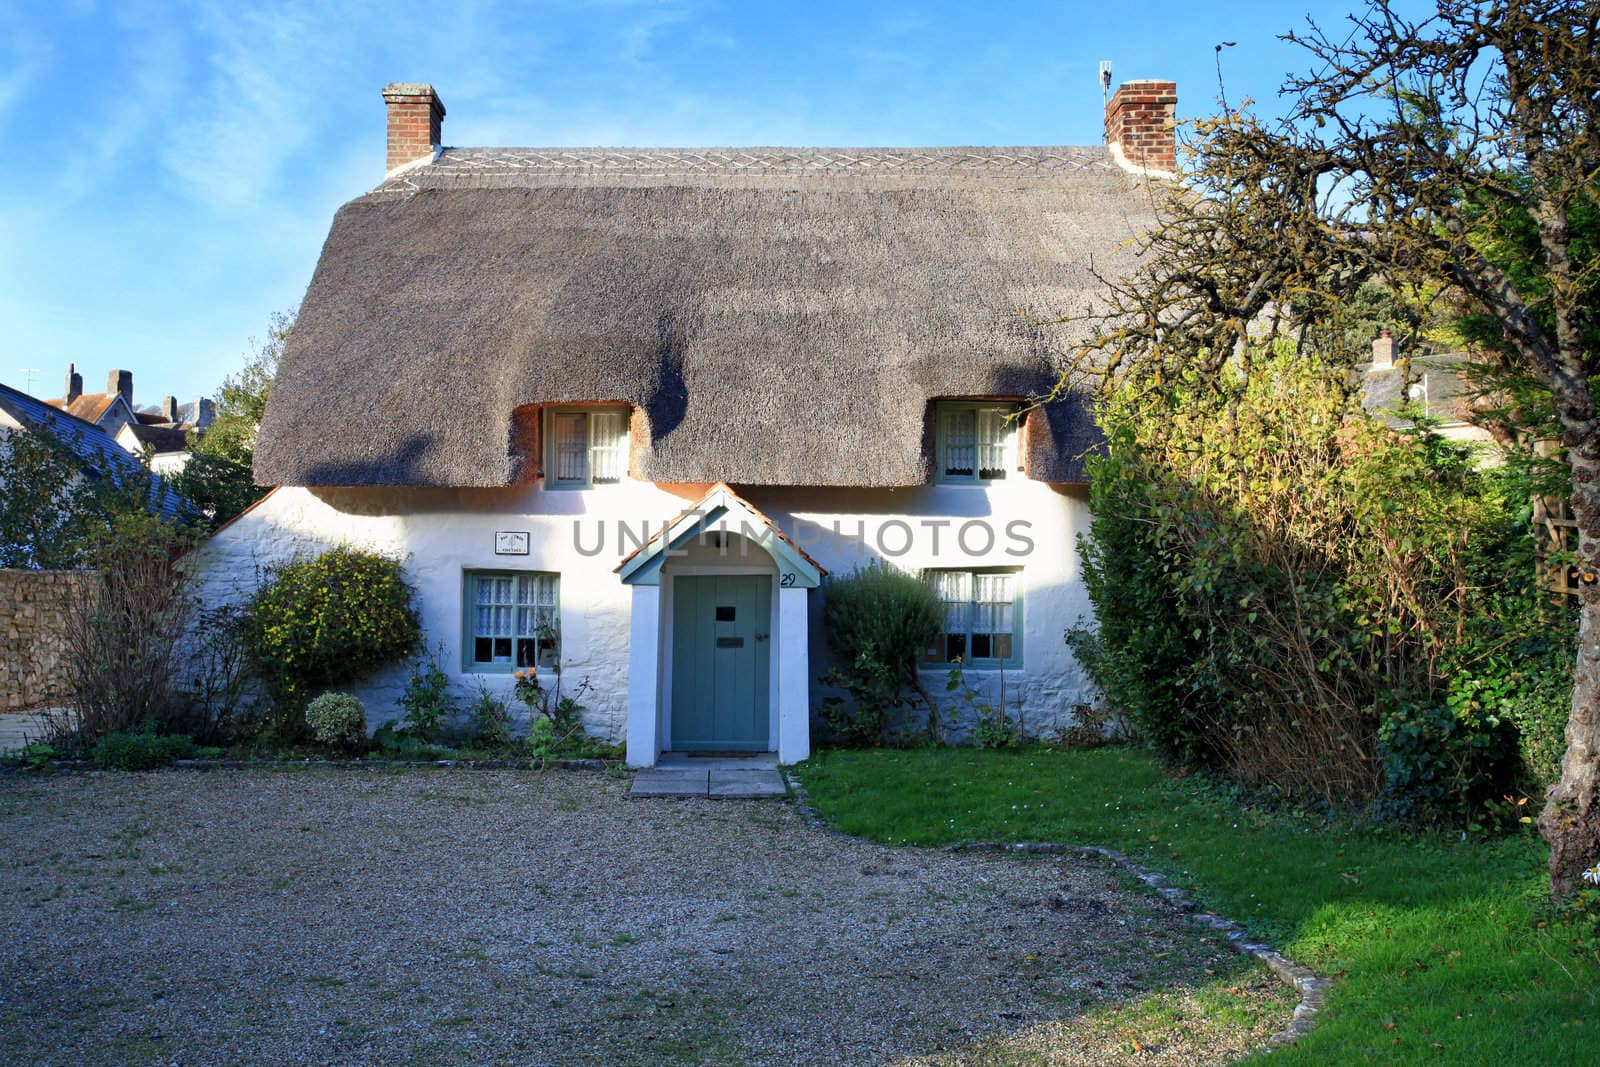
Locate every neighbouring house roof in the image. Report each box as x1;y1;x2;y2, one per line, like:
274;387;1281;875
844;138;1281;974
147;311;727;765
1362;352;1483;428
256;145;1161;488
120;423;191;455
0;383;190;523
44;391;129;428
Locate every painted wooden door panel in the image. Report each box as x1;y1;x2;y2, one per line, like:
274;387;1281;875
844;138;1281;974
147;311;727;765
671;575;770;750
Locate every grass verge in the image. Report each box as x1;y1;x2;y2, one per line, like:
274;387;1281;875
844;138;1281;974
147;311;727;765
793;746;1598;1064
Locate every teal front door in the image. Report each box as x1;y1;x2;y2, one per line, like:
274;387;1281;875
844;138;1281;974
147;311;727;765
670;575;771;751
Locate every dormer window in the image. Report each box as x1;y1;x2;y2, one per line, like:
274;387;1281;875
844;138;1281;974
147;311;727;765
547;406;629;489
936;402;1019;484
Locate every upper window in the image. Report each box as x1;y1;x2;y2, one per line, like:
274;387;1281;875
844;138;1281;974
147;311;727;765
936;402;1019;484
922;568;1022;668
546;406;628;489
465;571;559;671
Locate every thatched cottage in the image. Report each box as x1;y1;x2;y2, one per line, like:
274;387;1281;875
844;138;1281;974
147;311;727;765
184;80;1175;765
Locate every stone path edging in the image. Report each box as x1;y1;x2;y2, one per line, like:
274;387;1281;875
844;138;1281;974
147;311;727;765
784;770;1328;1049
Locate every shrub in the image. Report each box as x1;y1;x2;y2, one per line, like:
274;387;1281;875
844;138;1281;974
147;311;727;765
305;692;368;752
514;672;600;760
58;510;197;745
1074;348;1531;814
395;648;453;741
180;605;265;743
818;650;895;747
1377;696;1520;824
1445;599;1576;791
92;726;198;770
459;686;516;750
822;561;945;741
244;546;420;736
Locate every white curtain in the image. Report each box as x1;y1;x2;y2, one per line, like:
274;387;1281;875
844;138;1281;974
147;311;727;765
929;570;971;633
588;410;626;483
943;408;976;475
972;573;1012;635
554;412;588;482
976;409;1011;476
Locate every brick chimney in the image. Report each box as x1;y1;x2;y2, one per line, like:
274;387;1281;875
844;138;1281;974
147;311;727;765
107;369;133;405
1372;329;1396;370
65;363;82;404
1105;79;1177;174
382;83;445;173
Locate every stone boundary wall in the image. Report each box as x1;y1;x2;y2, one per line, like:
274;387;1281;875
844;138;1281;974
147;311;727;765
0;569;96;712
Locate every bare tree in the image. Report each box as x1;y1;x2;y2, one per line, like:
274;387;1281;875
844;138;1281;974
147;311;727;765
1070;0;1598;896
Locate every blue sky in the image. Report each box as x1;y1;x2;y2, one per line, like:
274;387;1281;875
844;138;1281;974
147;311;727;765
0;0;1392;407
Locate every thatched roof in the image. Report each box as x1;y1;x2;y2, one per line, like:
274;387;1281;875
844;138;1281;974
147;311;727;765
257;145;1162;487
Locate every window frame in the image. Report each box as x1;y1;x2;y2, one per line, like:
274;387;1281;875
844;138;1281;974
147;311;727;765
934;401;1021;485
461;569;561;674
920;566;1024;670
543;405;630;490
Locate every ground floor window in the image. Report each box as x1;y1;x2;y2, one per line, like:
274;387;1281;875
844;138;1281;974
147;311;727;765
922;568;1021;668
465;571;559;670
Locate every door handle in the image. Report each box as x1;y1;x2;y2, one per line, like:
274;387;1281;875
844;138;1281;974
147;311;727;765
755;632;769;642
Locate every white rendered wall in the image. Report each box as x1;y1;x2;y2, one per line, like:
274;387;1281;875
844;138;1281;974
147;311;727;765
182;475;1097;745
743;481;1098;741
180;479;700;740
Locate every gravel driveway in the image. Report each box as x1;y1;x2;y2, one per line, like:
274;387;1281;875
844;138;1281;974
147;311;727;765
0;767;1290;1065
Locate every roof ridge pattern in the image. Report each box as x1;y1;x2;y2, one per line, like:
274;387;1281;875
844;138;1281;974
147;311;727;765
377;145;1115;191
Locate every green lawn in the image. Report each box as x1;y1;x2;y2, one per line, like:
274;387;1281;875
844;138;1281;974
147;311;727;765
794;746;1598;1064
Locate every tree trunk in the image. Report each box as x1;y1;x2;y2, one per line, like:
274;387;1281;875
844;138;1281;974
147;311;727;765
1539;438;1600;899
910;673;946;745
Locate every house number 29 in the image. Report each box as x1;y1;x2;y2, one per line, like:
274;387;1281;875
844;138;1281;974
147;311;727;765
779;573;797;587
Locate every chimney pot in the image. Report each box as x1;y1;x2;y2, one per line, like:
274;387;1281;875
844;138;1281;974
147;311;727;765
1105;79;1177;175
382;82;445;175
1372;330;1397;370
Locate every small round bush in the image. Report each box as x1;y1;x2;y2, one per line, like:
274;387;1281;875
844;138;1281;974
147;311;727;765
305;692;369;752
244;546;421;724
92;729;198;770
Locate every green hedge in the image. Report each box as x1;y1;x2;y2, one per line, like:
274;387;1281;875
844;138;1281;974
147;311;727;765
1072;349;1569;819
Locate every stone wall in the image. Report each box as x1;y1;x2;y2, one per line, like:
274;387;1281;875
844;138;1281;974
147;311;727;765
0;569;95;712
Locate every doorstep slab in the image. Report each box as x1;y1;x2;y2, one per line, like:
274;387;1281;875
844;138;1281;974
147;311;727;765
708;769;787;798
630;769;710;797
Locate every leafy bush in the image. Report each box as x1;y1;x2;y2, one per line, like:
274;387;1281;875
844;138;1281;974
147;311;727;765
459;686;516;750
514;672;604;761
244;546;420;735
368;721;448;760
822;562;945;741
1377;696;1520;823
304;692;368;752
1445;600;1576;791
395;648;453;742
0;742;57;770
92;726;198;770
1074;348;1535;815
818;650;896;747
